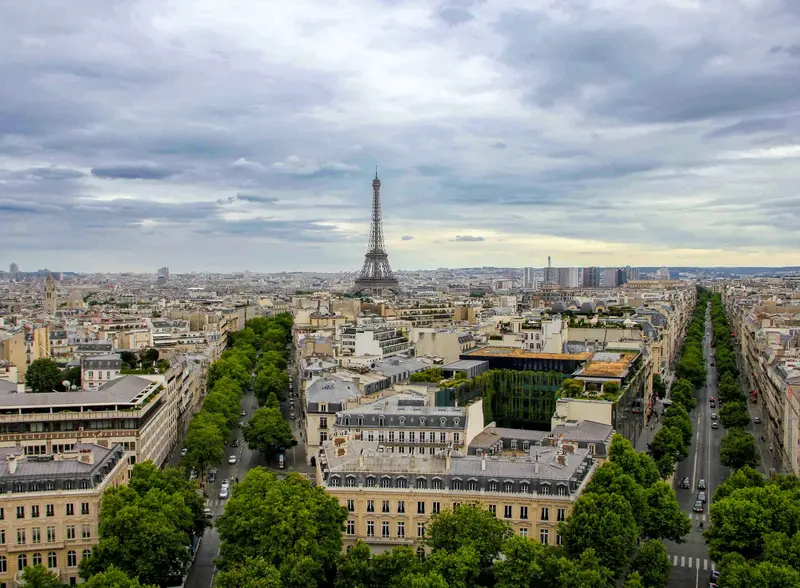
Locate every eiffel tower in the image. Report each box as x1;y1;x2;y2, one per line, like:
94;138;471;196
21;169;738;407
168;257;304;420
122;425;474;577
353;169;399;295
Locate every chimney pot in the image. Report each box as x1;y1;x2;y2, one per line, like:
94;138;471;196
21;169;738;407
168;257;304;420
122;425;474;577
534;462;539;474
481;457;486;471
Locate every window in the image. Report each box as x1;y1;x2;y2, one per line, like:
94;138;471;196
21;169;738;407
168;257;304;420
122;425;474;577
519;528;528;538
520;506;528;520
47;527;55;543
488;481;498;492
382;521;390;537
18;554;27;570
31;505;40;518
366;521;374;537
82;550;91;561
488;504;497;516
556;533;563;546
66;504;74;516
452;479;462;490
16;506;24;519
16;529;25;545
541;508;549;521
557;508;566;522
504;482;513;493
504;505;512;519
367;432;374;442
388;431;395;442
417;523;425;538
66;525;75;540
67;550;77;567
397;501;405;514
319;416;327;429
345;476;355;488
382;501;390;513
0;556;5;573
419;431;426;442
0;508;4;520
431;478;442;490
32;527;41;543
432;502;441;514
0;529;4;544
440;417;446;426
46;504;54;517
366;477;376;488
511;439;518;450
453;432;460;443
399;431;405;442
81;525;91;539
346;520;355;535
81;503;89;515
453;502;461;510
440;432;446;443
523;441;530;451
541;484;550;495
588;443;595;455
467;480;478;491
367;500;375;513
347;500;355;513
47;552;57;568
557;485;568;497
453;418;460;426
520;483;529;493
417;501;425;514
397;478;407;489
416;547;426;562
319;432;328;445
540;529;549;545
397;522;405;538
33;552;42;566
381;477;391;488
416;478;426;489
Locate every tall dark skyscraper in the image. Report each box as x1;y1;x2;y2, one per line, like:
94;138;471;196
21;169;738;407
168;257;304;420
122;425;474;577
353;170;399;295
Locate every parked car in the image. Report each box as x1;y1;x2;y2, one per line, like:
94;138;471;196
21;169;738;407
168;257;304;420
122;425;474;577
290;412;296;420
711;413;718;420
207;471;216;483
228;455;237;464
693;500;704;513
240;410;246;417
219;487;229;499
711;421;719;429
698;479;706;490
181;448;188;457
710;397;716;403
698;491;707;503
754;416;761;424
679;477;690;489
221;478;229;488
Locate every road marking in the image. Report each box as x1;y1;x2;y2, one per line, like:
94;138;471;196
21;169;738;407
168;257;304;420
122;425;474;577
703;559;708;570
673;556;678;566
681;556;685;567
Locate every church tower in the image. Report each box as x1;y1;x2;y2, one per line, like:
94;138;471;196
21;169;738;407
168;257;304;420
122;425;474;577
43;273;58;315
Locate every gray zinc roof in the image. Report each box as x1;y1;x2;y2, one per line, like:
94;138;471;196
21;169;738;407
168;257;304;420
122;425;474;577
0;443;124;482
0;375;156;409
306;377;362;404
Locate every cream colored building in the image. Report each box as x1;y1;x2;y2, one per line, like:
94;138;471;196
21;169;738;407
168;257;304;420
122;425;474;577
414;330;476;364
0;333;26;383
318;436;597;553
43;275;58;316
0;442;128;586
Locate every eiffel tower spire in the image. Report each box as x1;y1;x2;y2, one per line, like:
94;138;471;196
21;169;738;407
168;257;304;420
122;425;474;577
353;169;399;295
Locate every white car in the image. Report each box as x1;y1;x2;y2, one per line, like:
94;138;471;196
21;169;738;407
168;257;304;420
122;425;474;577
228;455;237;464
181;448;188;457
219;487;229;499
221;478;229;488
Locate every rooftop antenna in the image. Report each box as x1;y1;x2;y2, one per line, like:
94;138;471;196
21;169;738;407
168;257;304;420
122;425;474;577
375;165;378;180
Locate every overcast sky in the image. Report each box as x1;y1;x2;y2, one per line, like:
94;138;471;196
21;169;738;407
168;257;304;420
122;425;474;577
2;0;799;273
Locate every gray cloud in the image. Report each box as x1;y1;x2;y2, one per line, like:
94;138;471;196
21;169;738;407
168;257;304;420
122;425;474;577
401;235;413;241
453;235;485;242
91;165;183;180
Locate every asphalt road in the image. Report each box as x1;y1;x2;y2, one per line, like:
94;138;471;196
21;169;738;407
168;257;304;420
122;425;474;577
167;364;312;588
666;306;722;588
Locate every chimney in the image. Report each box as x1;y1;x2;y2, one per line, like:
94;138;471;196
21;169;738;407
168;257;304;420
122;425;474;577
78;449;94;465
7;454;18;475
358;448;364;469
534;462;539;475
481;457;486;471
16;383;25;394
352;376;361;390
445;450;451;471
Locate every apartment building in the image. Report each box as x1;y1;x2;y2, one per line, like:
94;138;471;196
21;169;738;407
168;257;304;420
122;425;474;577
340;323;410;359
0;376;173;468
81;354;122;391
0;333;25;383
0;442;128;586
318;436;597;553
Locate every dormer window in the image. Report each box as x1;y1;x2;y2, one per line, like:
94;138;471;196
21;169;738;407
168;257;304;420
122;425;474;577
453;418;460;426
419;417;426;426
320;404;327;412
399;417;406;425
440;417;446;426
358;417;364;427
488;480;498;492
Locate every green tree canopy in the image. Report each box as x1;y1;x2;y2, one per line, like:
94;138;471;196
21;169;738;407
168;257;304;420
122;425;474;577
216;469;347;588
21;564;62;588
720;428;761;470
214;557;283;588
720;402;751;429
26;357;62;392
630;539;671;588
83;565;158;588
242;407;293;456
254;364;289;404
641;481;692;543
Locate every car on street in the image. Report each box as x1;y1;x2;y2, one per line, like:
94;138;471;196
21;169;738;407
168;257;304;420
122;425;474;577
207;471;216;483
221;478;229;488
219;487;229;499
228;455;237;464
290;412;295;420
238;420;245;427
711;421;719;429
711;413;718;420
698;491;707;503
698;479;706;490
710;397;716;403
680;477;690;489
693;500;704;513
181;448;188;457
203;507;213;517
754;416;761;424
711;361;715;366
232;439;240;448
241;410;246;417
189;469;198;480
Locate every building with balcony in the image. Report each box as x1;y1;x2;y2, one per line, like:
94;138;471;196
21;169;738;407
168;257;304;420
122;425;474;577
81;355;122;391
0;376;173;468
317;435;597;553
0;442;128;586
340;323;411;359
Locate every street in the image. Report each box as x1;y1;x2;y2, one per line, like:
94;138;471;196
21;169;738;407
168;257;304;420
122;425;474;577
665;306;721;588
167;366;313;588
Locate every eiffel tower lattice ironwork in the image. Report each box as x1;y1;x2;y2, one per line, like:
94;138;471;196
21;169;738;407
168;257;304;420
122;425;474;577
353;169;399;295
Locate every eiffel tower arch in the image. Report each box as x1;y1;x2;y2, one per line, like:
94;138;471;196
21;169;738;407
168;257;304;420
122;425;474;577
353;170;400;295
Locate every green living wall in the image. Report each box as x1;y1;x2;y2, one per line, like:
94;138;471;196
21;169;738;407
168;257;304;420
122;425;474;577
438;369;567;429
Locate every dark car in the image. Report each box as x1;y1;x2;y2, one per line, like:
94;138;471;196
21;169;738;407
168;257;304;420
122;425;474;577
693;500;704;513
232;439;240;448
679;477;690;489
698;479;706;490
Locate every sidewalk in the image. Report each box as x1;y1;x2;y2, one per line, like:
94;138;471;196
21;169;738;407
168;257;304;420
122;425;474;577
633;368;675;454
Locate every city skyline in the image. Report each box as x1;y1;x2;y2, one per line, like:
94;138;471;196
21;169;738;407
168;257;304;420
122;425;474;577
2;1;800;272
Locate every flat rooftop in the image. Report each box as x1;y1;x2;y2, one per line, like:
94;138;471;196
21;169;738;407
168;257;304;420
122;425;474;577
0;376;158;410
577;351;639;378
463;347;592;361
441;359;489;370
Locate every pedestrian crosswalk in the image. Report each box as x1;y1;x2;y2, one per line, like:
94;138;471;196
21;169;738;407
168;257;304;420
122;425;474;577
205;499;227;507
670;555;716;571
690;512;706;522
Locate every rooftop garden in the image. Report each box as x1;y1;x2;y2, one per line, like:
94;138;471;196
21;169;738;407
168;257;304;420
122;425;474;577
558;377;622;402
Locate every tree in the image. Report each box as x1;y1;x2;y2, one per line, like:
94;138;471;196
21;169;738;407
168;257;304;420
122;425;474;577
653;375;667;399
624;572;645;588
259;350;288;372
713;466;765;501
141;348;159;365
669;379;697;411
583;462;647;528
561;492;638;576
720;402;751;429
216;469;347;588
335;541;373;588
215;557;283;588
243;407;293;456
662;404;692;447
716;553;800;588
26;358;62;392
60;365;82;389
641;481;691;543
254;364;289;404
425;545;481;588
648;426;687;470
184;419;226;474
83;565;158;588
21;564;62;588
409;368;443;383
630;539;671;588
720;428;761;470
425;504;512;572
265;391;280;409
120;350;139;367
608;435;660;488
370;546;418;587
